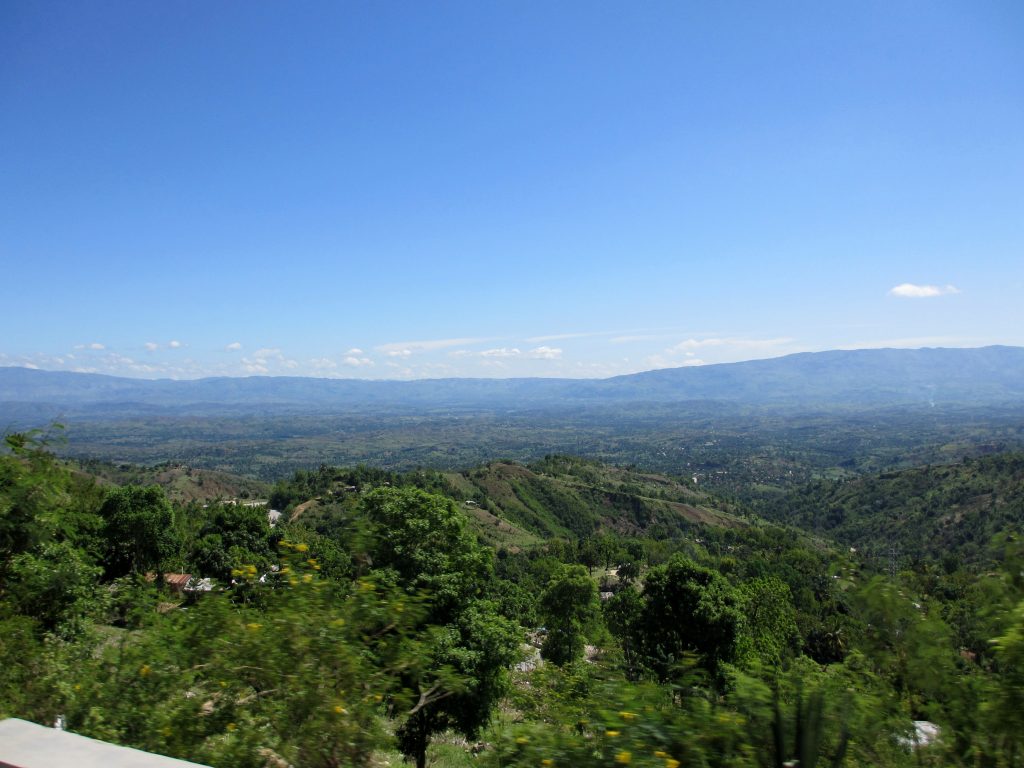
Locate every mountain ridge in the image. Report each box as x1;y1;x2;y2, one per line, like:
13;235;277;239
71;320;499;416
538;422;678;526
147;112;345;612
2;345;1023;414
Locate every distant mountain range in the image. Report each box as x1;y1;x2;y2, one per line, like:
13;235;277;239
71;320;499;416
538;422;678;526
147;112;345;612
2;346;1023;418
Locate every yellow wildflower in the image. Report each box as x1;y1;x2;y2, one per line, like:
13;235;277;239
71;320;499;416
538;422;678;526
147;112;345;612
666;759;680;768
333;705;347;715
654;752;668;758
295;543;309;552
246;622;262;631
139;664;151;677
226;723;236;732
605;730;620;738
302;574;313;583
620;711;636;721
615;751;632;764
542;760;554;767
516;736;529;745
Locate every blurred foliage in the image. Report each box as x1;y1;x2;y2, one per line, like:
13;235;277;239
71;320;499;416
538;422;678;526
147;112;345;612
4;430;1024;767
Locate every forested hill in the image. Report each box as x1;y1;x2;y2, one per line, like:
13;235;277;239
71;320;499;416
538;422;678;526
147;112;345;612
72;459;271;504
266;455;746;549
2;345;1023;417
758;451;1024;565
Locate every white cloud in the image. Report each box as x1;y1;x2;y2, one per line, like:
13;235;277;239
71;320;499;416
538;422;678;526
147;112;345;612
225;342;242;351
241;347;300;373
309;357;338;370
527;346;563;360
74;342;106;350
144;342;159;351
646;336;797;370
345;348;363;356
526;331;594;343
889;283;961;298
481;347;521;358
343;356;374;367
377;337;487;356
667;337;794;354
168;340;183;349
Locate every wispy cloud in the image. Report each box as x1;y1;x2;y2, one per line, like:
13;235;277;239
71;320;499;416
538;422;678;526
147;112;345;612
481;347;521;358
889;283;961;298
377;337;487;357
168;340;184;349
74;342;106;350
225;342;242;351
525;331;613;343
345;348;364;356
526;346;563;360
667;337;795;353
144;342;159;351
647;336;797;370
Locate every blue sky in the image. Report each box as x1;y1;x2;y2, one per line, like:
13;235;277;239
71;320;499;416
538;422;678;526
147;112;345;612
2;1;1022;379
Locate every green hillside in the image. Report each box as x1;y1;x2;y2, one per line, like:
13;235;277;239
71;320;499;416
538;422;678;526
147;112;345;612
759;451;1024;565
74;459;272;504
453;455;745;540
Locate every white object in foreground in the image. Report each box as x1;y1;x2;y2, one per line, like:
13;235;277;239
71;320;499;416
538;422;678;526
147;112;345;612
0;718;210;768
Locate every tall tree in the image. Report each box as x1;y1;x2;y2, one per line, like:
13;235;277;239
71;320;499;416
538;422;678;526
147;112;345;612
99;485;177;578
362;487;519;768
538;563;601;666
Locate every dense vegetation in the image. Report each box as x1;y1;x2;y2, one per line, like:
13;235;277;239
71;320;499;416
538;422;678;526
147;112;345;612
4;430;1024;767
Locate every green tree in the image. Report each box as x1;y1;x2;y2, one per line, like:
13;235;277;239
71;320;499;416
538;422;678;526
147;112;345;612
361;487;520;768
739;576;799;666
99;485;177;579
538;564;601;666
616;554;745;682
4;541;103;635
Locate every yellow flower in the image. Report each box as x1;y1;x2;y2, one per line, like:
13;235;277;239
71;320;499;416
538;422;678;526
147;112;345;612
226;723;236;732
295;543;309;552
139;664;151;677
246;622;262;631
620;711;636;721
333;705;347;715
542;760;554;767
373;694;383;702
654;752;668;759
615;751;632;764
605;730;620;738
302;574;313;583
516;736;529;745
666;759;680;768
307;558;318;566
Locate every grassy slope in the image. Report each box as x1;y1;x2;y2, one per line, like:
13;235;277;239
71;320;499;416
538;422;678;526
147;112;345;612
451;456;746;540
74;459;272;504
